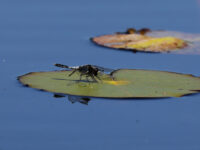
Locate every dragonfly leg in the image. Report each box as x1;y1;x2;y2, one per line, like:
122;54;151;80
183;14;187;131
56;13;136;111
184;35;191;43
79;73;84;81
90;74;98;82
110;74;115;80
95;75;102;83
69;69;77;77
86;75;90;82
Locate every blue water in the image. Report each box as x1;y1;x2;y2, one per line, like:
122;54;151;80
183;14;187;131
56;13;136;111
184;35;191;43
1;0;200;149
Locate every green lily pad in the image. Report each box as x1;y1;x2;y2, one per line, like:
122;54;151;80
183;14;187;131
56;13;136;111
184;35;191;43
91;28;200;54
18;69;200;98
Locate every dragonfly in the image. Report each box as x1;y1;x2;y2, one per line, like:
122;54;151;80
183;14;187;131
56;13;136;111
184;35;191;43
54;63;114;82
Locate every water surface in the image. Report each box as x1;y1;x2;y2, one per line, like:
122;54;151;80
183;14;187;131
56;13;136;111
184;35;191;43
1;0;200;149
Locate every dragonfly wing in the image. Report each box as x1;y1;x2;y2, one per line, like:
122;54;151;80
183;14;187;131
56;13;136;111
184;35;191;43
92;65;114;73
69;66;80;69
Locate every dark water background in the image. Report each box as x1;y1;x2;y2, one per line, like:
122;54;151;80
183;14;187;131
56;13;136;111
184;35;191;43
1;0;200;149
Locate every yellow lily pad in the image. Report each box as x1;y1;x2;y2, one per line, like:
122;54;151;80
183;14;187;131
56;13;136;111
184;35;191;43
91;28;200;54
